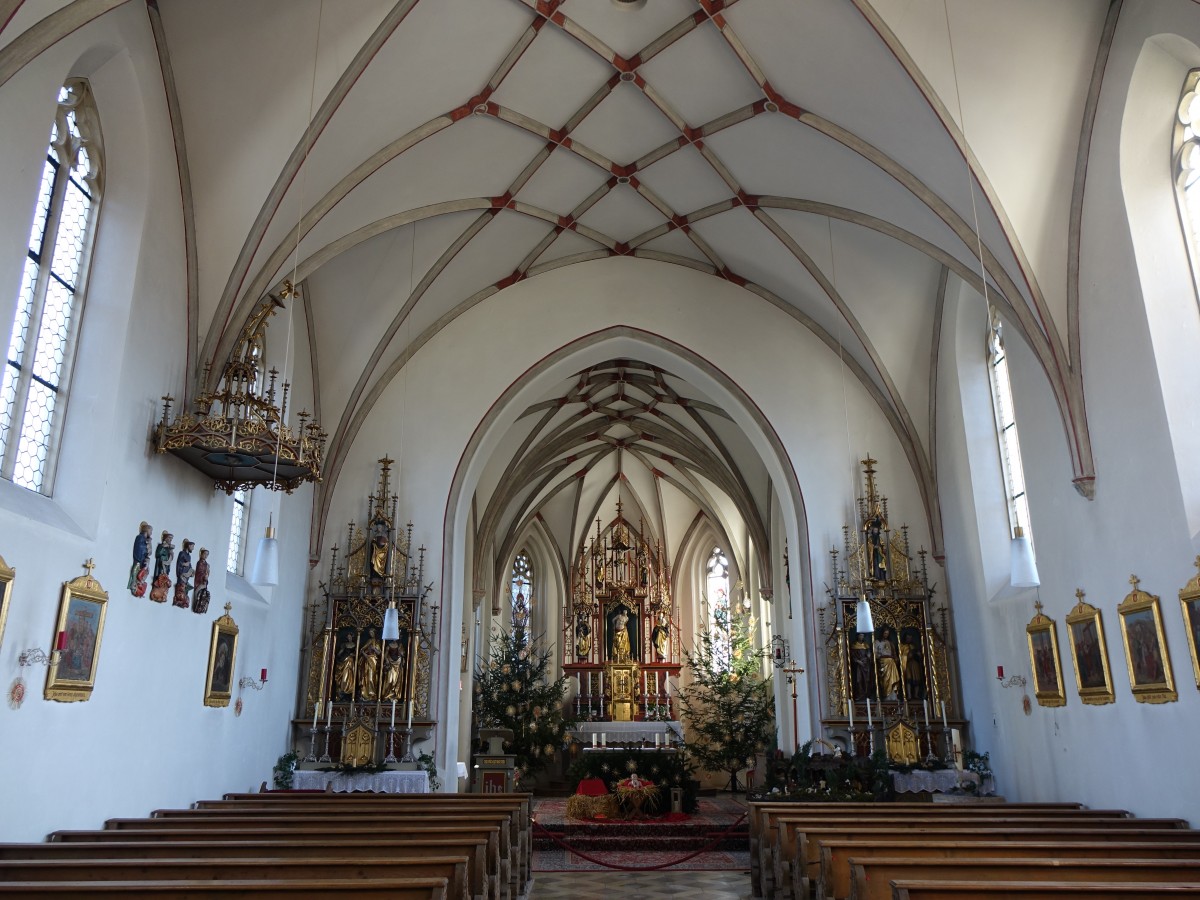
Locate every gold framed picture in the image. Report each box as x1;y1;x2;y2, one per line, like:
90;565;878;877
1117;575;1176;704
0;553;13;653
1064;589;1115;705
204;602;239;708
1026;601;1066;707
46;561;108;702
1178;557;1200;690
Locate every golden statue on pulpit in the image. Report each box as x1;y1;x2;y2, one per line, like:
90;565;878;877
607;661;640;721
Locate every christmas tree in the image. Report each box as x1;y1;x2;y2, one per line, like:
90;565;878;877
473;625;575;784
679;614;775;791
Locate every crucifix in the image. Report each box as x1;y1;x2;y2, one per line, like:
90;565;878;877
782;659;805;750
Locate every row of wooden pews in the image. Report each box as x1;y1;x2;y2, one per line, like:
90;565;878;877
0;790;532;900
749;799;1200;900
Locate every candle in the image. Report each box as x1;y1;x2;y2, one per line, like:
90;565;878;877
655;733;661;748
601;732;607;748
390;699;397;728
406;698;414;730
599;671;604;697
312;702;319;730
997;665;1004;680
325;701;333;727
55;631;67;651
261;668;268;683
866;698;873;730
577;673;582;697
591;733;597;748
848;699;854;729
941;700;948;731
922;700;930;730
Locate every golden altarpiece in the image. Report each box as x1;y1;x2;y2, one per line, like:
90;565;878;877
299;458;437;765
563;502;681;723
820;459;959;764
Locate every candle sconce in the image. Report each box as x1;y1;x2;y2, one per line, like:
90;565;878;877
996;668;1027;690
770;635;791;668
239;670;268;691
18;647;60;667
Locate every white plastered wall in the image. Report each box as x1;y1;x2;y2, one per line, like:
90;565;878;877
0;6;316;842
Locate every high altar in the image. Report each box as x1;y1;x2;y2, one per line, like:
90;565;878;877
299;458;438;765
819;458;959;764
564;502;680;725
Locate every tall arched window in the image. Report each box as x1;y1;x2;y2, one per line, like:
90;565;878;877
1174;69;1200;300
511;551;533;630
1;80;103;494
706;545;731;670
987;307;1032;540
226;489;249;574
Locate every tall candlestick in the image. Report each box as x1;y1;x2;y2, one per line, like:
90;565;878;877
923;700;930;730
406;698;414;730
390;699;397;728
866;698;873;730
325;700;332;727
312;702;319;730
848;699;854;729
577;673;582;697
599;671;604;697
941;700;948;732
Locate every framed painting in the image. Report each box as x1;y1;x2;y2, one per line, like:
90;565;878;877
1064;588;1115;705
0;553;13;653
45;561;108;702
1177;557;1200;690
1118;576;1176;704
204;602;239;708
1025;602;1066;707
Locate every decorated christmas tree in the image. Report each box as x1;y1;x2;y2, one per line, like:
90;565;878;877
473;625;575;784
679;614;775;791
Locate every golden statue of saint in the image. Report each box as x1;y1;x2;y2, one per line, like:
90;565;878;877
334;633;358;698
382;640;405;701
875;629;901;700
611;606;632;663
358;630;382;700
370;534;388;579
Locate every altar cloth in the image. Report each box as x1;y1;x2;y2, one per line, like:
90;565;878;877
291;769;429;793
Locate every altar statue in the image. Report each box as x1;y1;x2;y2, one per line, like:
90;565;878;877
358;629;382;700
651;611;669;661
575;614;591;658
334;632;358;699
875;627;902;700
382;639;406;701
610;604;633;663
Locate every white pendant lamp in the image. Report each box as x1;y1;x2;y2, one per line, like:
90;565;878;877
1010;524;1039;588
855;594;875;633
250;513;280;587
382;603;400;641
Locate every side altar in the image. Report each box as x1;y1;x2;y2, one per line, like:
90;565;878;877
296;457;438;767
563;502;680;723
819;458;961;765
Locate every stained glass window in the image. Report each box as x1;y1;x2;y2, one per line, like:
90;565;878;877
987;307;1032;540
706;546;731;670
1;80;103;494
511;551;533;630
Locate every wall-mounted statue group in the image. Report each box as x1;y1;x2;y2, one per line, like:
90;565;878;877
128;521;210;613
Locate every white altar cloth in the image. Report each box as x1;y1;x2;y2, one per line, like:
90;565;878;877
890;768;995;795
571;720;684;744
291;769;429;793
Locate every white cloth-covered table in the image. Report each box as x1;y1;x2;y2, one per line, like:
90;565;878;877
890;768;995;794
291;769;429;793
571;720;684;744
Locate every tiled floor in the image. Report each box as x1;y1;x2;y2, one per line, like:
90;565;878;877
529;869;752;899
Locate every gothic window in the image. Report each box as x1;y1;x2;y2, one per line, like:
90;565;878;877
1174;69;1200;298
227;489;248;574
706;545;731;669
987;308;1032;540
511;551;533;629
0;80;103;494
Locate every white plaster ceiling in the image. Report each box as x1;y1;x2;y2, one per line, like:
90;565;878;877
0;0;1107;563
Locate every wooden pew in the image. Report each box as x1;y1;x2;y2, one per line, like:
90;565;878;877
0;856;470;900
889;880;1200;899
820;840;1200;900
48;826;504;900
0;878;450;899
105;812;518;900
785;823;1200;900
849;858;1200;900
0;838;490;900
193;793;533;891
748;801;1091;897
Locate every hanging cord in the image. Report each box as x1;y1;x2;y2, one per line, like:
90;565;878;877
829;217;855;488
531;810;748;871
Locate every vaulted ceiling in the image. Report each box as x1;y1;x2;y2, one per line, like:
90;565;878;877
0;0;1113;563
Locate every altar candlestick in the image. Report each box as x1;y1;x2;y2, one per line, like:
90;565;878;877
923;700;930;731
655;733;661;748
325;700;333;727
599;671;604;697
591;733;597;748
940;700;948;732
312;703;319;730
848;699;854;729
866;698;873;730
390;699;397;728
601;732;607;748
406;698;414;730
